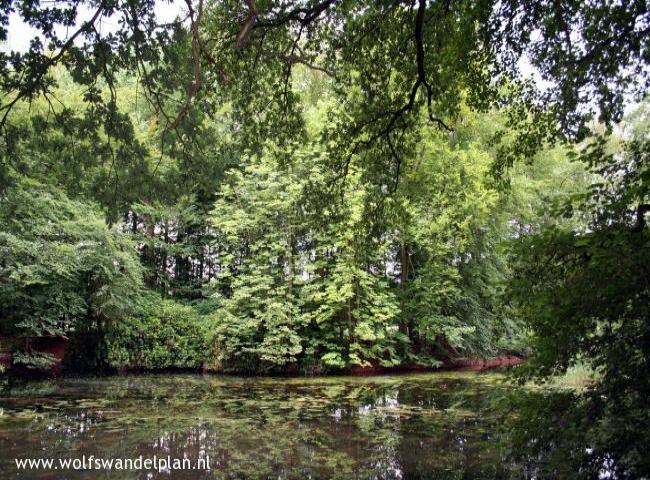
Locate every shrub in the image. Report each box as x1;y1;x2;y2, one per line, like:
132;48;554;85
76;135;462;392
105;295;215;370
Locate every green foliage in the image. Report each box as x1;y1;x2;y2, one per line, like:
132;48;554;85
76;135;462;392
105;295;214;370
301;167;405;369
206;122;530;372
12;351;58;371
508;104;650;477
0;177;143;368
0;76;596;375
209;145;308;371
2;1;646;190
395;130;503;357
0;1;648;475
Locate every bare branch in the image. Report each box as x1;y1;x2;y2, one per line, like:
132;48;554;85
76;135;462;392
254;0;338;29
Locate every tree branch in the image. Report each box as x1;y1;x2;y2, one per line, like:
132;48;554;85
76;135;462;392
341;0;453;190
236;0;258;48
0;4;105;131
168;0;204;130
633;204;650;232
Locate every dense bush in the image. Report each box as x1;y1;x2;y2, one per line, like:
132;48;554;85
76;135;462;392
0;178;143;369
105;295;217;370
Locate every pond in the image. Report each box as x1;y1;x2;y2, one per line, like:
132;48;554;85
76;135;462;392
0;372;525;479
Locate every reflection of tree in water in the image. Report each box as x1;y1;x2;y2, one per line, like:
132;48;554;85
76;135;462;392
0;373;522;479
500;389;641;480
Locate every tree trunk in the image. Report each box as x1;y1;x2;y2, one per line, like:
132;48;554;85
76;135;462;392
287;210;294;300
143;217;156;287
347;296;354;344
400;241;409;337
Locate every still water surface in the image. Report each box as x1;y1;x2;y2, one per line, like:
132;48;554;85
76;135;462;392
0;372;522;479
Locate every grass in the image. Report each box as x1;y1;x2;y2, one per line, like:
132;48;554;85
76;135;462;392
550;363;595;390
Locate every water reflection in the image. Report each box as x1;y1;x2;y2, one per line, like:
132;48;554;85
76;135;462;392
0;373;517;479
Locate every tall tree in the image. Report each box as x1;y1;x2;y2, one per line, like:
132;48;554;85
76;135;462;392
210;144;307;371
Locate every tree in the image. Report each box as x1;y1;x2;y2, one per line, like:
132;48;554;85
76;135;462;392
394;128;503;359
0;176;143;368
209;144;307;371
301;163;404;370
3;1;648;187
508;103;650;478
